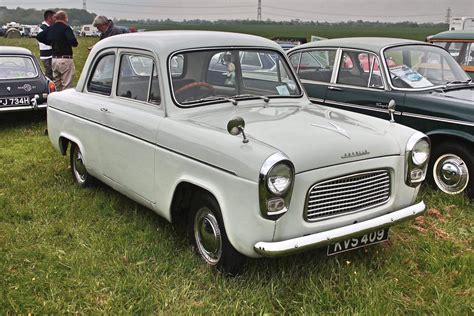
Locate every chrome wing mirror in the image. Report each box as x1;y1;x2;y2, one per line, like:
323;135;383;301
227;116;249;143
387;99;396;123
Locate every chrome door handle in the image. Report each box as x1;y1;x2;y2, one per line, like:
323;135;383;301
328;86;342;91
100;107;109;112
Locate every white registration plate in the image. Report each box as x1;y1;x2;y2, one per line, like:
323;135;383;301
327;228;389;256
0;96;30;106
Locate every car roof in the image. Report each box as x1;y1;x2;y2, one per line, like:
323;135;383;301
92;30;283;56
288;37;424;54
0;46;33;55
428;30;474;41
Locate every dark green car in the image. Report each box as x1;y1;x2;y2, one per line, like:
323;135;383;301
288;38;473;198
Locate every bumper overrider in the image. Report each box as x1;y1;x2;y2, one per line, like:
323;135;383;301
254;201;426;257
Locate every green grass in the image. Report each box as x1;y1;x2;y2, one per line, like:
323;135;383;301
0;33;473;313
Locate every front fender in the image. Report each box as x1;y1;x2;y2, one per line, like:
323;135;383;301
425;129;474;144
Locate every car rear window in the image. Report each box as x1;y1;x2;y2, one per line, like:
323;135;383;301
0;56;37;80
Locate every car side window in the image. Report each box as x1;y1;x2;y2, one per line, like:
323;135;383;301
240;51;262;67
289;53;300;71
149;65;161;105
337;51;369;87
463;43;474;66
364;53;384;89
297;50;336;83
117;54;160;104
87;54;115;95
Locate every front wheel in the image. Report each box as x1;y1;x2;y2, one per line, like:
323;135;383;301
70;143;94;187
429;142;473;199
189;193;245;275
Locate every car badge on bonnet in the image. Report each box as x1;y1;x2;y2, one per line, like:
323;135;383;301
341;149;370;159
18;84;33;92
6;86;11;91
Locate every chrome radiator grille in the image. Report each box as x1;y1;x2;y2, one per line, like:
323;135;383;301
305;170;391;221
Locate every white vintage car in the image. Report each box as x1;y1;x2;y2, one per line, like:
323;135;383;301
47;31;429;274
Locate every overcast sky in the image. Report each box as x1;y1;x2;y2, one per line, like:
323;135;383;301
2;0;474;23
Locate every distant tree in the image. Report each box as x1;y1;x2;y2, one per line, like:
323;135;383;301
0;7;96;26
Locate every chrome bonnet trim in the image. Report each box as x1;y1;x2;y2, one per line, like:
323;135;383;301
254;200;426;257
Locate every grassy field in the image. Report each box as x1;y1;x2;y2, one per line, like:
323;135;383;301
0;32;473;313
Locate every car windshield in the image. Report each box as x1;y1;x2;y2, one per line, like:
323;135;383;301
384;44;469;89
170;48;302;106
0;56;37;80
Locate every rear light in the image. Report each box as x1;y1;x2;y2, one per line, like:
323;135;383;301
48;81;56;93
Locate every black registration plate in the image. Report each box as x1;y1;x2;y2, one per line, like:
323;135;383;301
327;228;389;256
0;96;31;107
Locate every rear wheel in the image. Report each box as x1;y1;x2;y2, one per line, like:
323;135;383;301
70;143;94;187
429;142;473;199
189;193;245;275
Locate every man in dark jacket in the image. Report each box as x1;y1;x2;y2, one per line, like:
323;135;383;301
93;16;128;41
37;10;78;91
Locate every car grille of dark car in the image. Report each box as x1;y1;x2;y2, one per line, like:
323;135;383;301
305;170;391;222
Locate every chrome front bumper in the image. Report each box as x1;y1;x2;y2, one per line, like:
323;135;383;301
254;201;426;257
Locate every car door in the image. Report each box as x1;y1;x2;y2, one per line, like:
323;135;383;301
289;49;337;103
82;49;118;176
324;49;405;121
98;49;163;204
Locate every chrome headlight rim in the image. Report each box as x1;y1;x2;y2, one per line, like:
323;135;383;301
259;153;295;220
405;132;431;187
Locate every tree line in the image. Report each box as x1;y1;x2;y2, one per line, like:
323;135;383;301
0;7;96;26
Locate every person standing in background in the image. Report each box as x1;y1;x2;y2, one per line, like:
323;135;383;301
37;9;55;79
88;16;128;50
93;15;128;41
37;10;78;91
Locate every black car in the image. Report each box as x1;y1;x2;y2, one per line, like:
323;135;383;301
0;46;55;113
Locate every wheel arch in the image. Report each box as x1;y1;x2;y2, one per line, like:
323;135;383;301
169;180;221;227
425;129;473;149
58;133;86;156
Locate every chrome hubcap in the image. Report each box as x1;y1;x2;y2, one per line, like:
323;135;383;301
194;207;222;265
73;147;87;184
433;154;469;195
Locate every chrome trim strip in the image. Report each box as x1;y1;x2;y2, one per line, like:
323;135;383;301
0;103;47;112
48;106;237;176
324;100;390;114
254;201;426;257
402;112;474;127
308;97;324;103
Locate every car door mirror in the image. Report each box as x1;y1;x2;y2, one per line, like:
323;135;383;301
388;99;396;122
227;116;249;143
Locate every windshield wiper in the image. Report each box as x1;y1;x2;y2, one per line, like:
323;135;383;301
232;94;270;103
181;95;237;105
445;79;472;86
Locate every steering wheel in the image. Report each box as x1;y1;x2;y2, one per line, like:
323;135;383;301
175;81;215;101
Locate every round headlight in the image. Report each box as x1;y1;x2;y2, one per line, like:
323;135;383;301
412;139;430;166
267;163;293;195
